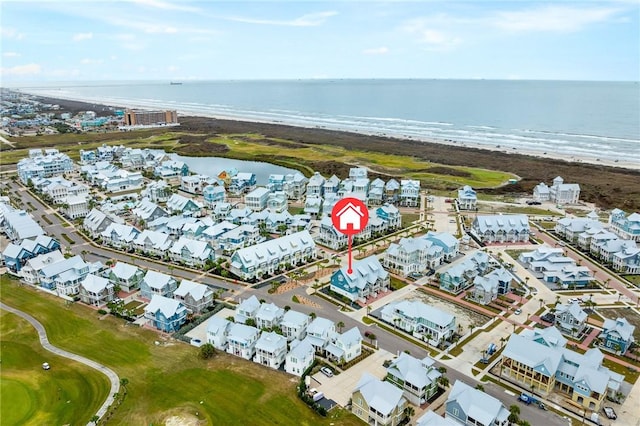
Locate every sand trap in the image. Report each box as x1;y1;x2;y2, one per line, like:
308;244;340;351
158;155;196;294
165;414;200;426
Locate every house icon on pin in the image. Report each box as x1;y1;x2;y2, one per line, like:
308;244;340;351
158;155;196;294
336;202;365;232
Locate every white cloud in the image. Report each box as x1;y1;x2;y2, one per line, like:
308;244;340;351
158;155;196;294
1;63;41;76
80;58;104;65
228;11;338;27
72;32;93;41
167;65;179;72
493;5;622;32
131;0;200;12
403;19;462;51
2;27;25;40
363;47;389;55
3;52;20;57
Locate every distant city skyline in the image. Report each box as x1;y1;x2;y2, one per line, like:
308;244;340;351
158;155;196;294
1;0;639;83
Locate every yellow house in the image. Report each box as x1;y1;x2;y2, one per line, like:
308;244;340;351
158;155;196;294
352;373;407;426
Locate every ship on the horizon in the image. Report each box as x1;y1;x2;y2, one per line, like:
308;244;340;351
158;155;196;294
170;81;182;85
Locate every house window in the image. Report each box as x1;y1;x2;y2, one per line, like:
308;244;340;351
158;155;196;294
452;408;459;417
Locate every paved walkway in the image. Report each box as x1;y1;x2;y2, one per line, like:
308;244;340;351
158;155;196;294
1;302;120;425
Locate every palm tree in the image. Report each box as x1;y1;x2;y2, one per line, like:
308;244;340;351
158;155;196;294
309;312;317;320
337;321;345;333
403;406;415;420
475;384;485;392
367;332;377;345
437;376;449;388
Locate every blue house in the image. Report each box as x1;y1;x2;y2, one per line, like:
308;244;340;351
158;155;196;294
600;317;636;354
203;184;226;206
424;231;459;261
144;295;187;332
229;172;257;195
2;235;60;273
267;174;286;192
330;256;389;303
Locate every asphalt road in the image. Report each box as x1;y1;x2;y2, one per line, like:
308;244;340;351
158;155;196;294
0;302;120;425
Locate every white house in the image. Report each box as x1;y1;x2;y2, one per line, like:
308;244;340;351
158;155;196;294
253;331;288;369
245;187;271;211
255;302;284;330
226;323;260;360
234;295;261;324
471;214;530;244
306;317;336;354
280;309;310;342
381;300;456;346
457;185;477;210
326;327;362;364
79;273;115;307
285;338;315;376
386;352;441;405
206;317;231;350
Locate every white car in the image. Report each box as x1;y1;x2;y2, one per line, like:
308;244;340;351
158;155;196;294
42;362;50;370
320;367;334;377
514;309;522;315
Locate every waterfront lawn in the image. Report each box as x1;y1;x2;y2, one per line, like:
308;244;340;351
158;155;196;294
0;312;110;425
0;275;360;426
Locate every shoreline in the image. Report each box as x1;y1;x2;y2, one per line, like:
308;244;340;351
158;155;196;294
21;90;640;171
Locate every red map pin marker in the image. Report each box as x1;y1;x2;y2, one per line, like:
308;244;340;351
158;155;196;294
331;197;369;274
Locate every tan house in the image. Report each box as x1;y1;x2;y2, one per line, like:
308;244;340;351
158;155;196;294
352;373;407;426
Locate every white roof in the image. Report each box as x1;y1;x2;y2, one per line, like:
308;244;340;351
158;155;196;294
144;294;184;317
473;214;529;233
232;230;315;269
255;302;284;322
281;310;309;328
40;255;85;278
556;302;588;322
174;279;211;301
383;300;454;328
288;338;315;359
207;317;230;335
355;372;405;416
25;250;65;271
110;262;141;280
81;274;112;293
335;256;388;291
417;411;459;426
503;333;563;376
228;322;259;343
447;380;509;426
603;317;635;341
143;270;174;289
169;237;212;260
387;352;440;390
255;331;287;352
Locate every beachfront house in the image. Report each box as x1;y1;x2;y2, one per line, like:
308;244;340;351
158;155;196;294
385;352;441;405
400;179;420;207
253;331;288;369
330;256;390;304
206;317;231;350
599;317;636;355
471;214;530;244
609;209;640;242
173;279;214;314
445;380;509;426
140;270;178;300
457;185;477;210
280;309;311;342
285;338;315;376
79;273;115;307
554;302;588;337
226;323;260;360
352;373;408;426
229;172;257;195
144;295;187;332
306;172;325;196
381;300;455;346
534;176;580;205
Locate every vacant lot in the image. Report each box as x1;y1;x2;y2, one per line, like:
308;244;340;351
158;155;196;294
0;312;109;425
0;275;360;426
408;290;491;332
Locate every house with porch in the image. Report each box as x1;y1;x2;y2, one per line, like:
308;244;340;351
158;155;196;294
384;179;400;204
234;295;261;324
165;194;203;217
168;237;214;267
20;250;65;285
38;255;100;296
83;208;122;238
280;309;310;342
457;185;477;210
2;235;60;274
245;187;271;211
318;216;348;250
381;300;455;346
206;317;231;350
612;246;640;274
154;160;189;180
142;180;172;203
609;209;640;242
352;373;408;426
105;262;144;292
173;279;214;314
226;323;260;360
323;175;340;195
218;224;262;252
424;232;460;261
416;411;459;426
202;184;226;207
386;352;441;406
306;172;325;196
554;217;601;245
140;270;178;300
255;302;284;330
600;317;635;355
144;295;187;332
445;380;509;426
399;179;420;207
253;331;287;369
132;230;173;257
79;274;115;307
131;198;168;225
543;265;595;288
229;231;316;281
229;172;257;195
439;251;490;294
306;317;336;355
367;178;385;206
555;302;588;337
326;327;362;364
283;173;308;199
471;214;530;244
285;338;315;376
330;256;389;303
383;237;443;277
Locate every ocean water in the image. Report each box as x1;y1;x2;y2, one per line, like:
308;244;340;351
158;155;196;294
17;79;640;164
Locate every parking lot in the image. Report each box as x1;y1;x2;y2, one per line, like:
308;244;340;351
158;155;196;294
311;349;395;406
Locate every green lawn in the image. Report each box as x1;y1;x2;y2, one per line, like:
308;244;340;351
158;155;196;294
0;312;110;425
0;275;360;425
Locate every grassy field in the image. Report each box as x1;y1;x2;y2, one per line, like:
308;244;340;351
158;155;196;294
0;275;360;425
0;311;110;425
4;129;516;190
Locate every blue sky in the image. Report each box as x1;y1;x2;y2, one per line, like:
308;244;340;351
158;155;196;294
1;0;639;82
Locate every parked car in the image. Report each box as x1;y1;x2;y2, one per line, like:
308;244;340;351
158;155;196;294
320;367;334;377
514;309;522;315
603;406;617;420
42;362;50;370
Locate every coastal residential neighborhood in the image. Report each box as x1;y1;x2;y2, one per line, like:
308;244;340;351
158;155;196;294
1;128;639;426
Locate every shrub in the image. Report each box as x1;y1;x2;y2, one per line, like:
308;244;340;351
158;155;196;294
98;309;107;315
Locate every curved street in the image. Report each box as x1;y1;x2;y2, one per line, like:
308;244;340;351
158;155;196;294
0;302;120;425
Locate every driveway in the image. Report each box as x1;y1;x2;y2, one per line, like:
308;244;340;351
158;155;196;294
311;349;394;406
